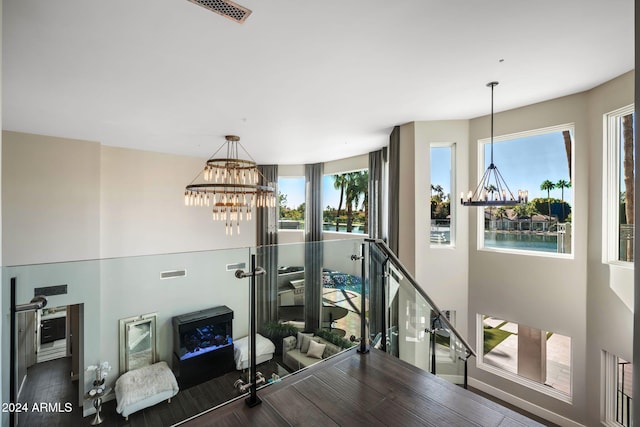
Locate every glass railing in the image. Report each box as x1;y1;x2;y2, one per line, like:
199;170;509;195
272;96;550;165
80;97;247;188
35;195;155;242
3;238;366;426
365;238;476;387
3;236;474;426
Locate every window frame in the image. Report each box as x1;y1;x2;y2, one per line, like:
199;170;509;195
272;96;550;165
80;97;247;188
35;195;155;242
603;104;635;267
475;313;573;403
430;142;456;248
276;175;306;233
322;168;369;235
476;123;575;259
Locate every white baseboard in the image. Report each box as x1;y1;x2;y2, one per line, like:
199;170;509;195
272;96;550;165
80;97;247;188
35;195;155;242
468;377;585;427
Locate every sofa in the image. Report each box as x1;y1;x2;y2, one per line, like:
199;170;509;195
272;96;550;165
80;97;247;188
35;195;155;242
282;332;343;371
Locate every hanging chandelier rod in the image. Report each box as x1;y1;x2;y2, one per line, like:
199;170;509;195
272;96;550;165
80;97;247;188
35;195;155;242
460;81;527;207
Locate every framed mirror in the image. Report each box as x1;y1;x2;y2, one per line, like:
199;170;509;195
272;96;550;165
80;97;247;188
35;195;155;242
119;313;157;374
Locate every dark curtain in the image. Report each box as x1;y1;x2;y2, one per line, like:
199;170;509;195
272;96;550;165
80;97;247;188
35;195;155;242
388;126;400;255
256;165;278;333
387;127;401;349
368;149;386;339
304;163;323;332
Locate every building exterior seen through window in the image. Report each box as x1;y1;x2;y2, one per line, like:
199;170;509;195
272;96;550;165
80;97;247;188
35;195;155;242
480;125;573;255
430;144;454;246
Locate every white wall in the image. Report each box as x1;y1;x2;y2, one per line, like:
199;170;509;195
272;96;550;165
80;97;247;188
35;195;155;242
100;146;255;258
413;120;470;338
584;71;634;423
2;132;101;265
1;133;257;418
466;72;634;425
99;249;251;379
398;123;416;273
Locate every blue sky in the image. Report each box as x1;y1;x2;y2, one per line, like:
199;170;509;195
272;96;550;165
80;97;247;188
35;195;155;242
280;131;574;210
431;131;573;202
278;175;362;210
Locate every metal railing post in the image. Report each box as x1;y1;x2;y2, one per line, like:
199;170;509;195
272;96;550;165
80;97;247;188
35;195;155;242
235;255;266;408
352;243;369;354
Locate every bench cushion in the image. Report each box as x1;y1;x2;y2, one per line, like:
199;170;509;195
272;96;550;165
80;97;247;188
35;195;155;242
115;361;179;417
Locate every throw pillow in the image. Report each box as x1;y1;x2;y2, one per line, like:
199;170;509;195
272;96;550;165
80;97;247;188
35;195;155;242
300;334;313;353
307;339;326;359
296;332;312;350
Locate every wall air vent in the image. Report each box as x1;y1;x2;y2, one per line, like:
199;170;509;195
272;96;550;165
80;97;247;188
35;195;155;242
187;0;252;24
160;270;187;280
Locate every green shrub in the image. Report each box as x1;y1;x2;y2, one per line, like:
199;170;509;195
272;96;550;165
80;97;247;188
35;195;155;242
315;329;355;349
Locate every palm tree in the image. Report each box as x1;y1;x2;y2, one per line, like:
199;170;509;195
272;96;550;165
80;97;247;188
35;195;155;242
344;172;362;232
562;130;572;181
332;174;347;231
555;179;571;221
355;171;369;233
622;113;634;261
540;180;556;222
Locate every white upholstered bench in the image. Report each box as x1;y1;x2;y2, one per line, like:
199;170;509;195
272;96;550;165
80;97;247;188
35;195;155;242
115;361;179;420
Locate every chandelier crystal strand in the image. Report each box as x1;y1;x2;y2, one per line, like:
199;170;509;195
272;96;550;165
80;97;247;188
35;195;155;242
184;135;275;234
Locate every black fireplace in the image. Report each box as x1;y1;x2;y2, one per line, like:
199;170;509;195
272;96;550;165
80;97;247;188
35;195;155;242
172;305;234;388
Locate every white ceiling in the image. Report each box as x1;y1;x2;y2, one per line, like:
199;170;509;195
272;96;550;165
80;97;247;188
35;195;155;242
2;0;634;164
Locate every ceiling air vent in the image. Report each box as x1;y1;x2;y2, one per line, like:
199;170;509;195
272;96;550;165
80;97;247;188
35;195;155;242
187;0;252;24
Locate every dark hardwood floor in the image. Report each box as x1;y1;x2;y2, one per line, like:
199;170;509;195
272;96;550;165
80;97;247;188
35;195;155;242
179;349;552;427
15;356;289;427
16;351;557;426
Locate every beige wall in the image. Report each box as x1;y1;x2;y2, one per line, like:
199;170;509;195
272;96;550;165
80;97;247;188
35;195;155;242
2;132;101;265
100;146;255;258
413;120;470;338
585;71;635;424
466;71;634;425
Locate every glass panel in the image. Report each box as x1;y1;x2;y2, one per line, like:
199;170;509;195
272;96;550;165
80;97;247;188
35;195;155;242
430;144;453;246
272;239;363;373
368;241;467;386
278;176;305;230
4;247;264;425
481;127;573;255
323;170;369;234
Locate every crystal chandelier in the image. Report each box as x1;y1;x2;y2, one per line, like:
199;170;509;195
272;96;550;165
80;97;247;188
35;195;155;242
461;82;527;206
184;135;276;235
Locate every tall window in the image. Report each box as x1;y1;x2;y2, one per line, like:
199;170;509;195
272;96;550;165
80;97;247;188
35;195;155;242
430;143;455;246
605;105;635;264
277;177;305;230
479;314;572;400
322;170;368;234
479;125;574;256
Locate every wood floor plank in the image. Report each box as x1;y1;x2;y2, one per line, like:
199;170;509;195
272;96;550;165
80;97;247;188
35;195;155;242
313;366;387;411
358;354;507;426
262;381;339;427
292;374;386;426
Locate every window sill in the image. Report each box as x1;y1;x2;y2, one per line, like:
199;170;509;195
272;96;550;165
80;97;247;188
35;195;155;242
478;245;574;260
476;359;572;404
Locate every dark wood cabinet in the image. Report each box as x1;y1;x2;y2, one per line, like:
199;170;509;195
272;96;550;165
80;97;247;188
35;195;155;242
40;317;66;344
172;306;234;388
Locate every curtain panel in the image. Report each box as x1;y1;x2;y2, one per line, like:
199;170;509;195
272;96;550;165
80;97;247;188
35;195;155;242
256;165;278;333
304;163;323;332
